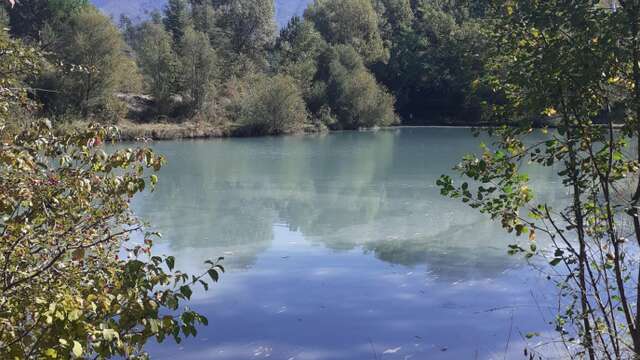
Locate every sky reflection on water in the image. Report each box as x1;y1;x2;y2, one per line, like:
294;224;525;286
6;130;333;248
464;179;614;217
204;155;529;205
132;128;565;359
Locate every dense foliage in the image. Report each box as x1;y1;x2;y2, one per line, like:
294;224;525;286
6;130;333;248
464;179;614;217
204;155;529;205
380;0;488;124
39;6;140;118
2;0;493;133
234;73;309;135
0;122;223;359
7;0;640;358
0;18;222;359
304;0;387;65
323;45;397;129
439;1;640;358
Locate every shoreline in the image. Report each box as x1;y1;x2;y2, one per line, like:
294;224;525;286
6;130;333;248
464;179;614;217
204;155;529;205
113;120;486;142
112;120;620;142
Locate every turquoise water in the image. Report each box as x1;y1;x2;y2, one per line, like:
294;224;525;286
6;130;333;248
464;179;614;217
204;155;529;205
132;128;564;359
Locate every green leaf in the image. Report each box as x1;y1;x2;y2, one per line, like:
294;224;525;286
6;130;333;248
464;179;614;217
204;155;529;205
208;269;219;282
199;280;209;291
549;258;562;266
166;256;175;271
613;151;623;161
180;285;193;299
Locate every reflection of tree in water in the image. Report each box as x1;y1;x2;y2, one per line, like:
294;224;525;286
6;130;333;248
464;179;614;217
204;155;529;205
130;128;564;278
131;143;279;269
364;220;522;281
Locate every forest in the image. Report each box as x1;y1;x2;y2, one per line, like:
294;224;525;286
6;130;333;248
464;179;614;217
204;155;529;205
3;0;490;136
7;0;640;359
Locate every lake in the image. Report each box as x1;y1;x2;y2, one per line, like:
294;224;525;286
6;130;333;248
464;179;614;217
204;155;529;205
132;127;566;359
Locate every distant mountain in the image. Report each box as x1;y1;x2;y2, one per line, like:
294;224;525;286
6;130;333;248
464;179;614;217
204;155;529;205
91;0;313;27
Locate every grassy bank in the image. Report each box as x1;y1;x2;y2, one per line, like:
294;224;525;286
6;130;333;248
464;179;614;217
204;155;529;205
115;120;233;141
54;119;601;142
57;120;330;141
56;120;233;141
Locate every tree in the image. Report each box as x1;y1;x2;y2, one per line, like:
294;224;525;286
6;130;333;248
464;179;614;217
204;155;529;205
137;21;179;112
372;0;413;44
0;26;222;358
179;27;218;111
325;45;396;129
0;121;224;359
119;14;141;49
163;0;190;48
438;1;640;358
380;1;487;124
274;17;327;98
43;6;141;119
215;0;276;66
0;29;42;131
235;74;308;135
5;0;87;42
191;2;218;38
304;0;388;64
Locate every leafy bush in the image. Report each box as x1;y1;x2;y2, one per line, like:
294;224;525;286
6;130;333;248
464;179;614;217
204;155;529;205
235;74;309;135
0;29;42;132
40;6;141;120
0;122;222;359
325;45;397;129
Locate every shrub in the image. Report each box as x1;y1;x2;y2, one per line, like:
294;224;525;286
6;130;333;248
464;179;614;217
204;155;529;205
39;6;141;120
235;74;309;135
0;122;222;358
326;45;397;129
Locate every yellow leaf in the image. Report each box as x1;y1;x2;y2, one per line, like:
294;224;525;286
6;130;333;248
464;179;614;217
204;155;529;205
45;348;57;358
506;5;513;15
72;341;82;358
68;309;82;321
531;28;540;38
607;76;620;84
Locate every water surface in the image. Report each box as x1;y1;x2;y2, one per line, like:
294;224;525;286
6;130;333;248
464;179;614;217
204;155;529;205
133;128;564;359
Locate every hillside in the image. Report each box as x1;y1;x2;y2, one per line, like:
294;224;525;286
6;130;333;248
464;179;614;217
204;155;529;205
92;0;313;26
